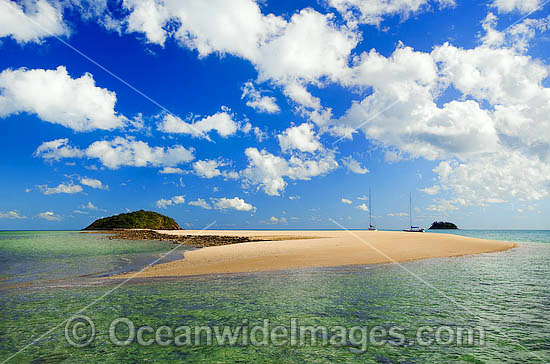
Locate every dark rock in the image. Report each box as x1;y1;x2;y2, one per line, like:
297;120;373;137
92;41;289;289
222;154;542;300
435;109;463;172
105;229;265;247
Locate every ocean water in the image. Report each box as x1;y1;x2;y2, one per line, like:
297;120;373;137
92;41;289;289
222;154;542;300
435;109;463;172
426;229;550;244
0;231;190;286
0;230;549;363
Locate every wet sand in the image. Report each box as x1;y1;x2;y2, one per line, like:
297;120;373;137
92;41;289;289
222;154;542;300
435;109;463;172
111;230;516;278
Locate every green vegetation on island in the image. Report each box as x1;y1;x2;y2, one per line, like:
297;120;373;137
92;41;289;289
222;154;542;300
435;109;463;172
429;221;458;230
83;210;181;230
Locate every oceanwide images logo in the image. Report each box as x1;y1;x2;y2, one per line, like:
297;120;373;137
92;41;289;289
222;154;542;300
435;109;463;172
65;315;485;352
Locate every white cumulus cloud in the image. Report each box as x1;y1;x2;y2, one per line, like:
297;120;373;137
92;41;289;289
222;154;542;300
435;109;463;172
387;212;409;217
0;210;26;219
342;156;369;174
241;147;338;196
33;138;84;160
265;216;287;224
241;81;280;114
156;195;185;209
188;198;212;210
329;23;550;209
38;183;83;195
192;160;222;179
0;66;127;131
157;108;239;138
124;0;169;45
278;123;323;153
357;203;369;212
0;0;68;43
255;8;358;84
421;185;440;195
38;211;61;221
192;160;239;179
327;0;454;26
116;2;358;111
214;197;256;212
426;200;461;212
159;167;185;174
491;0;543;13
86;137;195;169
80;177;107;190
35;137;195;169
80;201;99;210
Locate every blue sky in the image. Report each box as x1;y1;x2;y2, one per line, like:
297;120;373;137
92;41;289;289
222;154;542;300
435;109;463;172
1;0;549;230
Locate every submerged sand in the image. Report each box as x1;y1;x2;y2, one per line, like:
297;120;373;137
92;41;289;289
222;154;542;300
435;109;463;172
111;230;516;279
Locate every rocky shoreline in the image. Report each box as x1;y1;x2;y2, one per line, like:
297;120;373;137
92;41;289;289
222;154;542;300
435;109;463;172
104;229;265;248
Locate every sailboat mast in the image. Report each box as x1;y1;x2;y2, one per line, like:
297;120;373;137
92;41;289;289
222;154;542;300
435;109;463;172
369;188;372;226
409;192;412;227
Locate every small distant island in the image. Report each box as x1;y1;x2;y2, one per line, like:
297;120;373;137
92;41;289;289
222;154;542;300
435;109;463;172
83;210;181;230
429;221;458;230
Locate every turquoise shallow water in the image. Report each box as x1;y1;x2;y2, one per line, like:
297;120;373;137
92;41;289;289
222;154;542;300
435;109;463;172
426;229;550;244
0;231;191;287
0;230;549;363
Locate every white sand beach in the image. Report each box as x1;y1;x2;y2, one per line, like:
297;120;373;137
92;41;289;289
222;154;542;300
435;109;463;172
112;230;516;278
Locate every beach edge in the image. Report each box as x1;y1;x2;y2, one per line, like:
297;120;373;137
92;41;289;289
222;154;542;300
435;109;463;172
108;230;518;279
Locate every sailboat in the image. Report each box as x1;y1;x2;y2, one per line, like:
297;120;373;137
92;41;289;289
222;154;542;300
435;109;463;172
403;192;424;232
368;188;377;231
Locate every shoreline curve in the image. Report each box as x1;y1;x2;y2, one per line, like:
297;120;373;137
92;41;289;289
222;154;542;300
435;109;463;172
109;230;517;279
